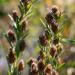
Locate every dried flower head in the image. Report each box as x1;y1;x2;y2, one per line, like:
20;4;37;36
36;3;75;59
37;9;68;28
21;20;28;31
18;59;24;71
12;10;18;22
38;59;45;71
51;6;61;18
7;49;16;64
44;64;53;75
50;46;57;57
30;62;39;75
39;35;48;46
50;19;58;33
53;37;59;45
28;57;36;67
7;29;15;42
19;40;26;51
51;6;58;14
45;12;53;25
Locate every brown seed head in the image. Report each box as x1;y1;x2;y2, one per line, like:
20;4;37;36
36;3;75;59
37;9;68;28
12;10;18;22
21;20;27;31
30;62;38;75
28;57;36;67
38;59;45;71
51;6;58;14
50;46;57;57
45;12;53;25
44;64;52;75
53;38;59;45
18;59;24;71
39;35;48;46
19;40;26;52
7;50;16;64
50;19;58;33
7;29;15;42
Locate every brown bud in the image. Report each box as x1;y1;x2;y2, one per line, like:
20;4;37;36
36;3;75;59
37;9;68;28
44;64;52;75
38;59;45;71
21;21;27;31
12;10;18;22
39;35;48;46
19;40;26;52
50;19;58;33
51;6;61;19
50;46;57;57
51;6;58;14
21;0;31;5
45;12;53;25
7;50;16;64
30;62;39;75
7;29;15;42
53;38;59;45
28;57;36;67
18;59;24;71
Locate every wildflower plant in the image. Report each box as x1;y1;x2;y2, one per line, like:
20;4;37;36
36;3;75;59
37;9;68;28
1;0;75;75
27;6;65;75
3;0;33;75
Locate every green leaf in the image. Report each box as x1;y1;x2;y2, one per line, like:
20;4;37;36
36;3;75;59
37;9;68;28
7;70;10;75
20;30;29;40
66;61;75;68
56;63;65;70
61;38;75;45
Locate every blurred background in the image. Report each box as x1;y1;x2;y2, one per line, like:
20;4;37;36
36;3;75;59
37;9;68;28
0;0;75;75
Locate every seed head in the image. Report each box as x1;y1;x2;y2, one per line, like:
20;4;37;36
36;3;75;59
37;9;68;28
7;50;16;64
12;10;18;22
50;19;58;33
39;35;48;46
7;29;15;42
51;6;58;14
45;12;53;25
44;64;52;75
50;46;57;57
38;59;45;71
21;20;27;31
30;62;39;75
19;40;26;52
53;37;59;45
28;57;36;67
18;59;24;71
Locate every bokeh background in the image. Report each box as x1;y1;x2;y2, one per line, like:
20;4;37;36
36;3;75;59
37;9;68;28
0;0;75;75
